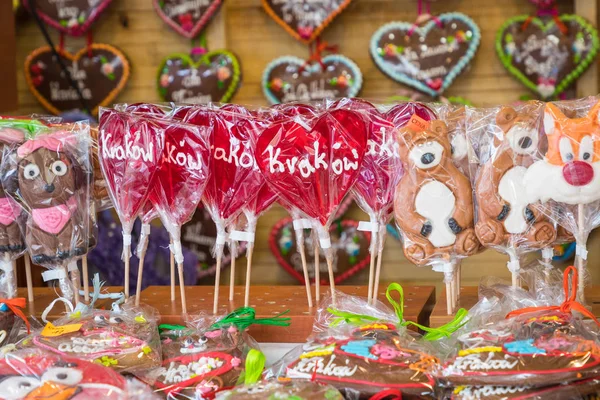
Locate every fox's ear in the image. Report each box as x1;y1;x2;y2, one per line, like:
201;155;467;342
588;101;600;126
544;103;565;136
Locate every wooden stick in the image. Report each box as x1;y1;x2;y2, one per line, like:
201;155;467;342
177;262;187;314
244;243;254;307
366;233;377;305
297;234;313;308
70;265;80;305
170;240;175;302
124;250;130;298
446;280;453;315
135;250;146;307
13;257;17;291
326;255;336;306
372;244;385;304
24;255;33;302
577;203;586;302
314;235;320;302
213;252;222;314
456;261;462;307
229;241;237;301
82;256;89;302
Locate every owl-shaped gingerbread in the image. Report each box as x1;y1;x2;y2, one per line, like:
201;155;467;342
14;131;89;264
394;115;479;265
0;127;26;254
474;106;556;249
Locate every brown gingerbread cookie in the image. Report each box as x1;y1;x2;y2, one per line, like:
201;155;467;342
0;127;26;254
474;105;556;249
395;115;479;265
216;379;344;399
284;323;437;398
29;309;161;374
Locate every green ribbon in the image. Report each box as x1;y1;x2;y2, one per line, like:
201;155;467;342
209;307;291;332
0;119;49;138
327;283;468;341
158;324;186;333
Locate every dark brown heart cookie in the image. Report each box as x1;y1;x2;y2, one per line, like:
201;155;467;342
24;44;130;116
153;0;223;39
262;55;362;104
22;0;112;36
157;51;241;103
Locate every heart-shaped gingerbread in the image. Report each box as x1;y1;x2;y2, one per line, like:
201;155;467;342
22;0;112;36
25;44;130;116
262;55;362;105
262;0;352;44
270;218;371;284
153;0;223;39
370;13;481;97
157;51;241;103
496;15;599;99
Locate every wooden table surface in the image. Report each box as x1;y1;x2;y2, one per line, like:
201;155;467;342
139;285;436;343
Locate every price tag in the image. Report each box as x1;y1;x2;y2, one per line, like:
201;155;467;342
41;322;82;337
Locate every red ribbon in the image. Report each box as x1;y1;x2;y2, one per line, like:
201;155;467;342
299;38;338;73
522;3;567;35
0;298;30;334
506;266;600;327
369;389;403;400
86;31;94;58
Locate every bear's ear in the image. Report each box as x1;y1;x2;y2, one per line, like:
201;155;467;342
496;107;517;132
429;120;447;137
544;103;566;136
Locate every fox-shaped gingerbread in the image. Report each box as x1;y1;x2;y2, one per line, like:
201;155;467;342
394;115;479;265
475;105;556;249
524;102;600;206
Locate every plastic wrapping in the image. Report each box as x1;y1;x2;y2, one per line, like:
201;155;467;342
394;104;479;292
25;300;162;375
522;97;600;298
268;287;438;399
0;120;92;302
437;266;600;389
215;379;344;399
0;347;160;399
466;102;557;282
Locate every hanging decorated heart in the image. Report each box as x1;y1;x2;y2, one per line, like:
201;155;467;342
262;55;362;105
25;44;130;116
496;15;599;99
262;0;352;44
22;0;112;36
370;13;480;97
153;0;224;39
270;218;371;284
255;109;368;227
157;51;241;103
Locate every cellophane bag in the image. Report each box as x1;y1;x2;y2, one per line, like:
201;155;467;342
267;288;438;399
0;120;92;301
436;265;600;390
215;379;344;400
466;102;557;280
143;306;290;400
0;347;160;399
21;299;161;375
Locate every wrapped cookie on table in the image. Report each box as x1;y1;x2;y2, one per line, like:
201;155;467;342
142;307;290;399
268;283;466;399
437;266;600;391
0;347;160;399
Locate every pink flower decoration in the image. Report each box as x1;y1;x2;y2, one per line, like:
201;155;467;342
217;66;231;81
227;326;237;334
231;357;242;367
160;73;170;88
204;330;222;339
101;63;114;76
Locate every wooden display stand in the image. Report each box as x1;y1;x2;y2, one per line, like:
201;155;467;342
139;285;436;343
430;287;479;328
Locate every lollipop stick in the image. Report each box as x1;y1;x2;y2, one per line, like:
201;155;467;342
170;240;175;302
24;255;33;302
135;250;146;307
577;203;586;301
213;252;222;314
69;264;80;305
296;234;313;308
446;279;453;315
82;256;89;302
456;261;462;307
366;234;377;305
244;243;254;307
314;235;320;302
124;254;130;298
326;255;336;306
373;249;384;305
177;262;187;314
229;241;237;301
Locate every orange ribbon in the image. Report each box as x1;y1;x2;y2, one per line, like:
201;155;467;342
0;298;30;334
506;266;600;327
299;38;339;73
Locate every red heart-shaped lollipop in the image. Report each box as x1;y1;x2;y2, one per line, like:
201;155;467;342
255;109;368;227
98;110;165;231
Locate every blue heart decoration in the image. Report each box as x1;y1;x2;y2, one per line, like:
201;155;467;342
262;54;362;105
370;13;480;97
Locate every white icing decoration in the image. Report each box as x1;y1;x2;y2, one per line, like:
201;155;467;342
287;355;358;379
451;134;468;161
101;132;155;162
409;141;444;169
457;385;530;398
214;141;258;170
415;181;456;247
158;357;225;384
450;352;519;372
506;125;538;156
57;334;142;355
498;166;529;234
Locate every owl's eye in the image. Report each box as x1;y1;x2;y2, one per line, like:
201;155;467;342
23;164;40;180
109;316;123;324
51;161;67;176
0;376;40;399
94;315;107;323
41;367;82;386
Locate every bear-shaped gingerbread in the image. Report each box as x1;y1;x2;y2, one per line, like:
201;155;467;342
15;132;88;264
475;106;556;249
394;116;479;265
0;128;26;254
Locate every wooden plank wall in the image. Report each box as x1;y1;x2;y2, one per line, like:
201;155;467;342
10;0;600;289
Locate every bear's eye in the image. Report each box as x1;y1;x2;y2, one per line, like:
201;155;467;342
23;164;40;180
51;161;67;176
